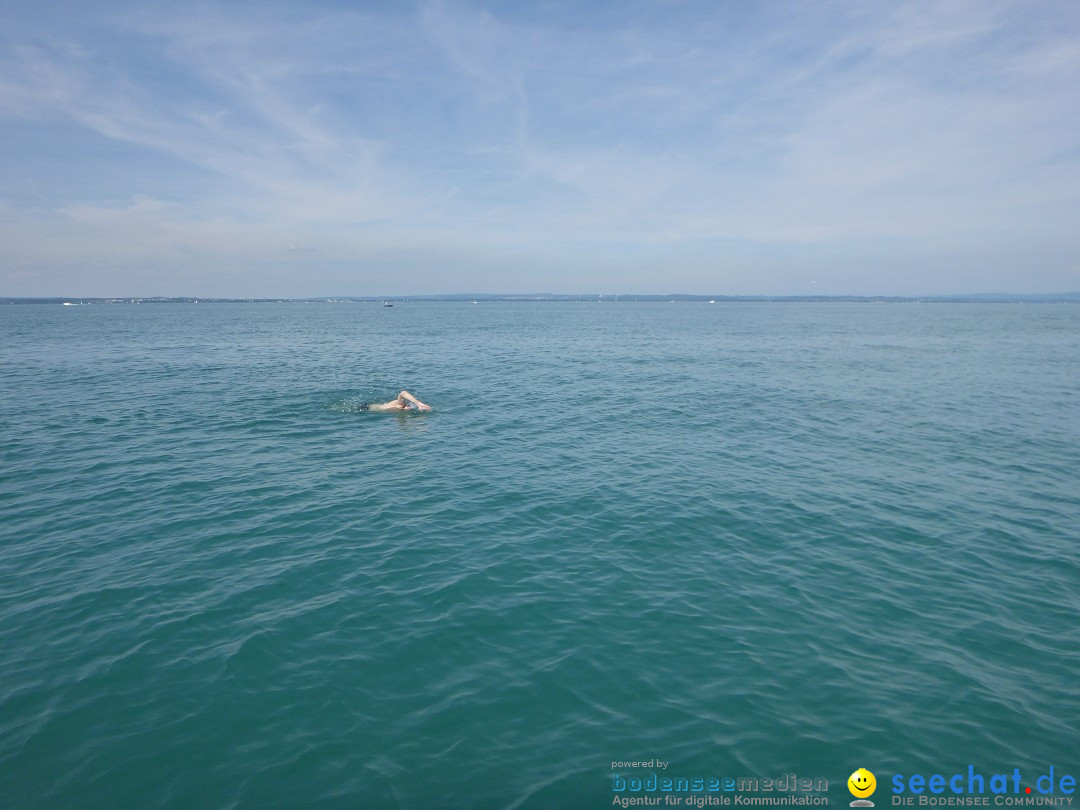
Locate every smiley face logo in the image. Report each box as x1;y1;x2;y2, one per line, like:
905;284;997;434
848;768;877;799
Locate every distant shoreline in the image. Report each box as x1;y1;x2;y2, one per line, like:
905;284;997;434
3;293;1079;305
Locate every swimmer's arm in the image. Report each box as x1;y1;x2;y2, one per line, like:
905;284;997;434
398;390;432;411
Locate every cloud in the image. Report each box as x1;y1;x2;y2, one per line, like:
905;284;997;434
1;0;1079;295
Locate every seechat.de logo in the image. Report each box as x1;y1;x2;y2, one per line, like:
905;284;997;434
850;768;878;808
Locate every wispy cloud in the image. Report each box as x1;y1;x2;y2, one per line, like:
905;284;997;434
1;0;1079;295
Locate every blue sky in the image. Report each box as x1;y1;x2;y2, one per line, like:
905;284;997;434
2;0;1079;296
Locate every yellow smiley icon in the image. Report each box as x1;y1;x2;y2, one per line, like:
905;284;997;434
848;768;877;798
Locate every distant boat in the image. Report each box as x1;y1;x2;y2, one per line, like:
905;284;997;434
383;301;394;307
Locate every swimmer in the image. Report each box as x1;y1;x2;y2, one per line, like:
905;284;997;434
361;390;432;412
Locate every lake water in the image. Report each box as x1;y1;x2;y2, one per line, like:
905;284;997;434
1;301;1078;809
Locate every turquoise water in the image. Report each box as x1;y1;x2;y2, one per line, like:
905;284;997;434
1;302;1078;809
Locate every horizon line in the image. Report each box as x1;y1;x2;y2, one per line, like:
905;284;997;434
4;292;1080;303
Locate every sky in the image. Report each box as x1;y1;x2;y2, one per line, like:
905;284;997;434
1;0;1079;297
